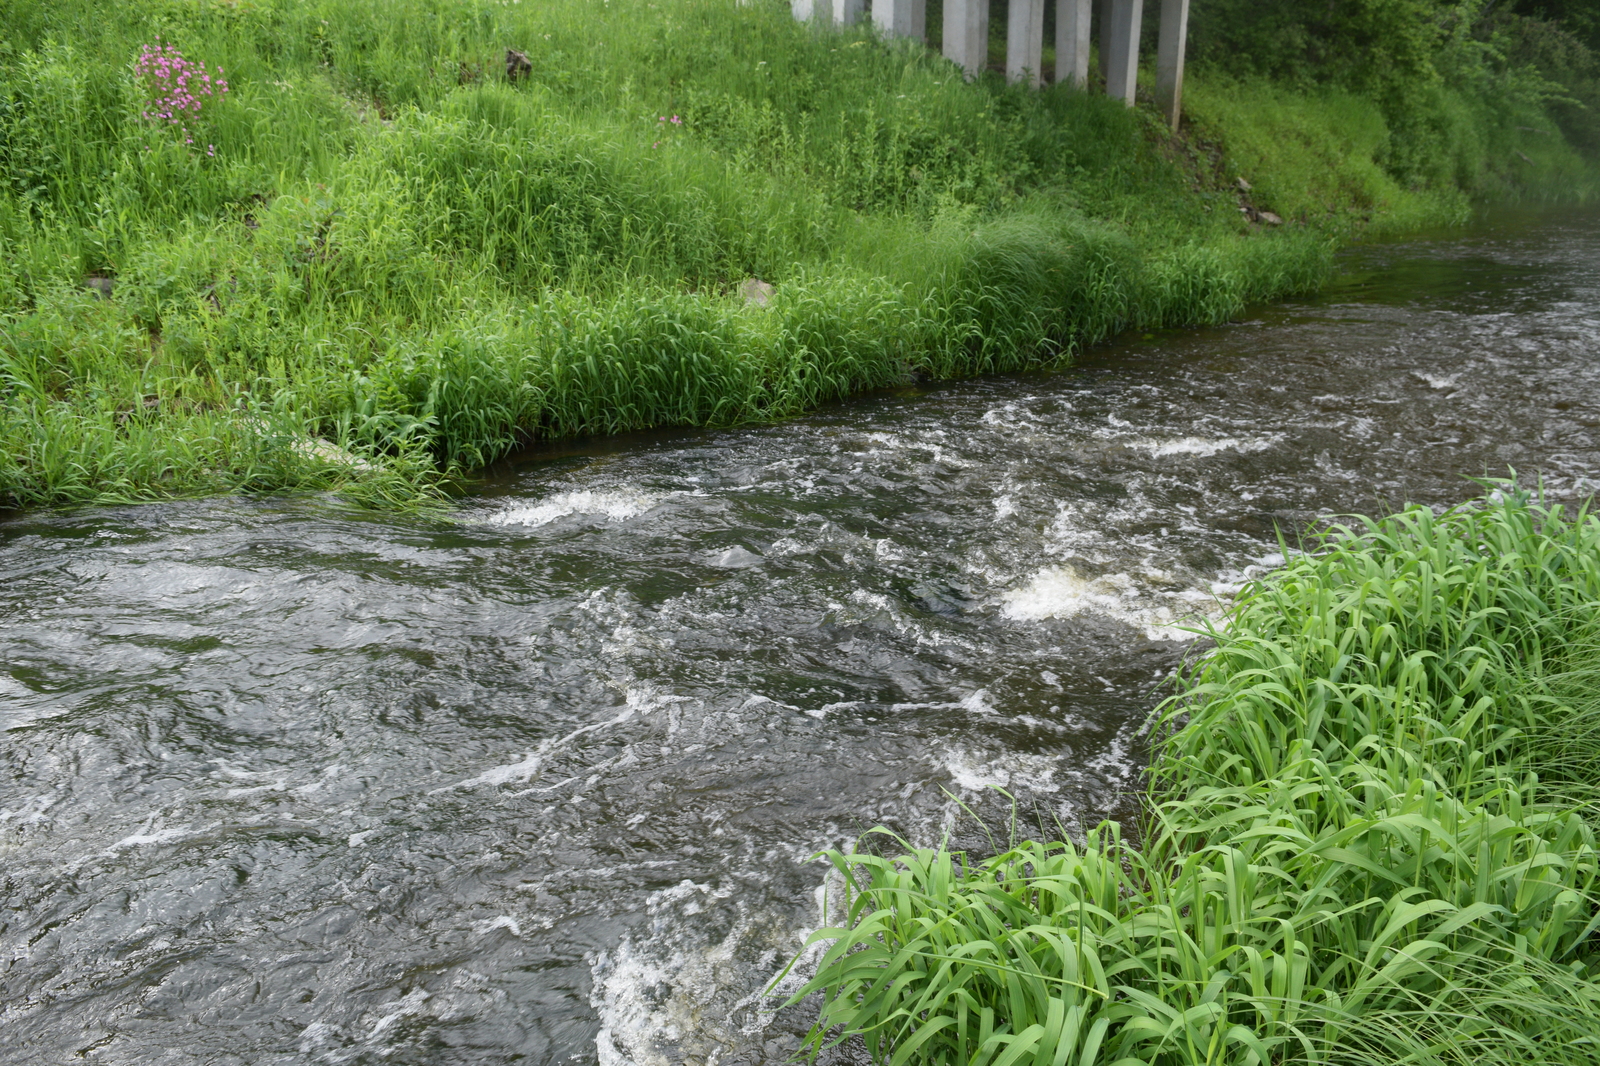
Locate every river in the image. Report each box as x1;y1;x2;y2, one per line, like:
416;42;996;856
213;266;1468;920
3;210;1599;1065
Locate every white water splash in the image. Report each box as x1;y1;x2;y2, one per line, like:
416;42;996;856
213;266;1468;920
435;686;689;793
1127;435;1279;458
485;489;660;528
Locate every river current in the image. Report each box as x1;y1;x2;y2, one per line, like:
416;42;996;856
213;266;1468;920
3;211;1599;1065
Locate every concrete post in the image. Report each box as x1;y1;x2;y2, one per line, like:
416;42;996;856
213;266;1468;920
832;0;865;25
792;0;816;20
872;0;919;38
1006;0;1045;87
1155;0;1188;129
1105;0;1143;105
942;0;990;78
1098;0;1114;87
911;0;926;42
1056;0;1091;88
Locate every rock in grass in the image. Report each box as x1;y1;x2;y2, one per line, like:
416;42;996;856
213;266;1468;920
1259;210;1284;225
505;49;532;82
83;274;113;299
739;278;774;308
241;416;374;471
292;437;375;471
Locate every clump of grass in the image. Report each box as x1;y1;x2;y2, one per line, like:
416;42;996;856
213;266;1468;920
788;487;1600;1066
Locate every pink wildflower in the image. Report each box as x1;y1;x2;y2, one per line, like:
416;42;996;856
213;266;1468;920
135;39;229;157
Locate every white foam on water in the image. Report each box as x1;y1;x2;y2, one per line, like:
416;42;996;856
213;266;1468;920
591;878;774;1066
943;749;1065;794
1127;435;1278;458
1000;565;1216;641
592;938;686;1066
435;685;689;793
223;782;285;799
805;700;863;720
947;756;1008;792
708;546;763;569
1412;371;1462;390
110;825;195;850
0;793;57;828
484;489;660;528
366;988;431;1042
958;689;999;716
474;915;523;938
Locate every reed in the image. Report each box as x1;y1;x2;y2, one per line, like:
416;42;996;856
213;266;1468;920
788;488;1600;1066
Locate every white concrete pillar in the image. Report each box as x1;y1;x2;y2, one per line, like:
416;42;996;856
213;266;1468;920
832;0;865;25
1105;0;1142;105
1097;0;1114;87
1006;0;1045;87
792;0;815;20
1056;0;1091;88
943;0;990;78
911;0;926;41
1155;0;1188;129
872;0;920;38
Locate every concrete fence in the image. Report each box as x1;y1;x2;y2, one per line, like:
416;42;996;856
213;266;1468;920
792;0;1190;129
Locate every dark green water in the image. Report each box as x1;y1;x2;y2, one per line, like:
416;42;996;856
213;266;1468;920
3;211;1598;1065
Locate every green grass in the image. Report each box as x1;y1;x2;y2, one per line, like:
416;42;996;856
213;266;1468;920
0;0;1594;509
786;488;1600;1066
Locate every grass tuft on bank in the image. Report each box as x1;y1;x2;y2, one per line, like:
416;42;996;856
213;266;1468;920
0;0;1595;509
788;487;1600;1066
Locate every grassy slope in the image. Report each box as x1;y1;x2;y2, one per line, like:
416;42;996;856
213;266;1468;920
793;490;1600;1066
0;0;1594;509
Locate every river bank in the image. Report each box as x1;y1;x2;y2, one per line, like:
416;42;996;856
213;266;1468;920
797;488;1600;1066
2;0;1596;510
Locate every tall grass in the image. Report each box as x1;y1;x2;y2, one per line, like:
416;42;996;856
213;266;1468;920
788;488;1600;1066
0;0;1591;508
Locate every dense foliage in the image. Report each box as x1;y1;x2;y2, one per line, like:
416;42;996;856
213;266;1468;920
790;489;1600;1066
1187;0;1600;186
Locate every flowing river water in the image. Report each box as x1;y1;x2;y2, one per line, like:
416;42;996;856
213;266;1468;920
4;210;1600;1065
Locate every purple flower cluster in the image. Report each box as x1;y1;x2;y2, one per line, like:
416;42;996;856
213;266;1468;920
652;114;682;149
136;39;229;157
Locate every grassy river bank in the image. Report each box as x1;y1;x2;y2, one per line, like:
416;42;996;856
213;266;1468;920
792;490;1600;1065
2;0;1596;509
